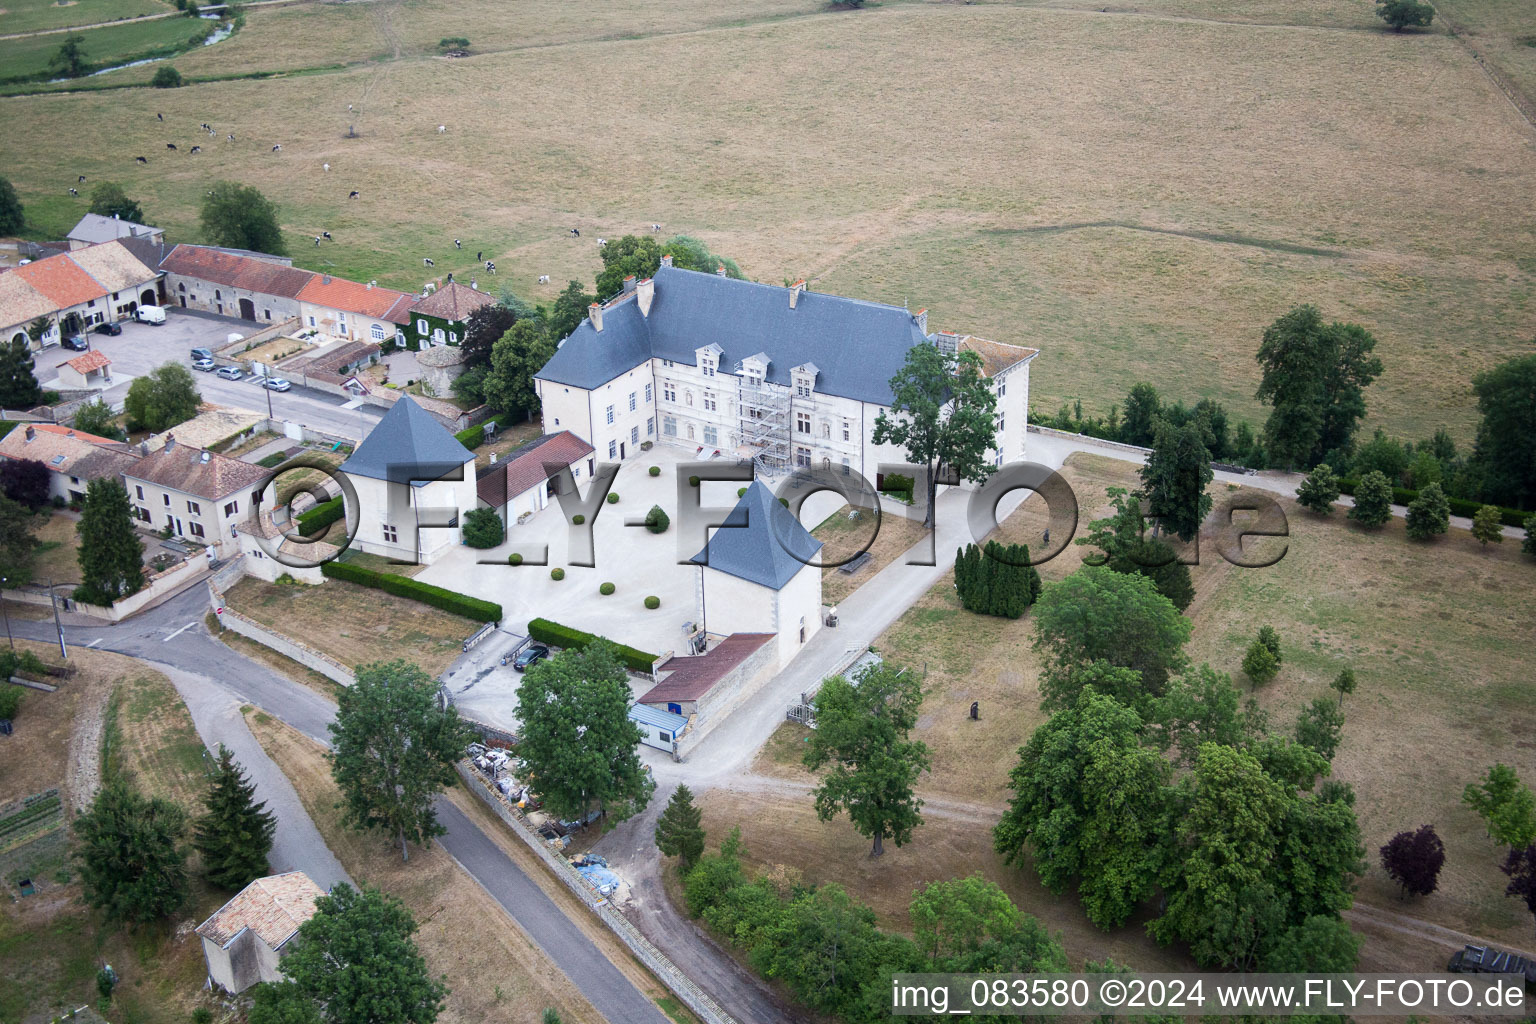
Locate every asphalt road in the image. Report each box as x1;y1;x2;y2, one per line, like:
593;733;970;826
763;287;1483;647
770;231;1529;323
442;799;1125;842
13;586;670;1024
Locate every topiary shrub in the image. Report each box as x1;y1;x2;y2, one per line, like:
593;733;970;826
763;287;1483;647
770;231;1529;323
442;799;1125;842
644;505;670;534
738;487;748;498
550;567;565;580
463;507;505;549
779;497;789;508
599;582;616;596
607;492;619;504
572;514;585;525
688;475;700;487
644;595;660;610
649;466;661;477
508;552;523;565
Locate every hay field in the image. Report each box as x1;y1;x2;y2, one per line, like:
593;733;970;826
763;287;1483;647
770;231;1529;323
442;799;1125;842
3;0;1533;442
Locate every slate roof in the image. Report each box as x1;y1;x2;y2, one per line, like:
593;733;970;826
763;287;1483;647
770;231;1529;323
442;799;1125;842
67;213;164;245
12;251;108;308
116;235;172;273
641;633;775;705
0;270;57;330
298;275;412;321
125;440;270;501
340;395;474;484
535;264;930;405
411;282;497;323
195;872;323;950
161;245;316;299
690;481;822;590
476;430;594;508
63;241;159;296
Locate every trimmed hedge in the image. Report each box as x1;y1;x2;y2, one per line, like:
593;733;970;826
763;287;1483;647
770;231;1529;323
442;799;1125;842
649;466;661;477
644;595;660;610
526;617;659;673
572;514;585;525
1336;477;1528;528
297;496;345;538
321;560;501;622
508;552;523;565
607;492;620;504
454;411;520;449
688;475;700;487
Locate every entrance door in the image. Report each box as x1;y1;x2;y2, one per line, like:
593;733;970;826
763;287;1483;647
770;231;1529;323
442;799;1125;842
619;442;626;460
587;458;594;477
239;298;255;320
140;289;155;307
179;297;186;308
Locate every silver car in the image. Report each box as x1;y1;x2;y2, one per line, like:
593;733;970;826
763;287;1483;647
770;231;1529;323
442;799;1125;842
215;365;244;381
192;357;216;372
263;377;292;392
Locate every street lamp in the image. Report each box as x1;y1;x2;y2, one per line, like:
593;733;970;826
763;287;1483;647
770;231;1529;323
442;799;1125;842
0;577;13;651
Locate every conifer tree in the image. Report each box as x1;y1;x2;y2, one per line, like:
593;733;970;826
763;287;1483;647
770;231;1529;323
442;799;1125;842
76;479;144;604
653;784;706;873
194;744;278;889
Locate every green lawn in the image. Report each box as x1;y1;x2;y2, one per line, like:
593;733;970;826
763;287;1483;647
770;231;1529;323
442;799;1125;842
0;10;210;82
0;0;173;36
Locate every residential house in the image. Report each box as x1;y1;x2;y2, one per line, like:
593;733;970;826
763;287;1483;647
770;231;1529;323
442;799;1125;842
195;872;324;994
122;435;272;549
64;241;164;319
160;244;314;323
533;260;1037;481
0;270;60;350
0;241;160;347
55;349;113;390
0;423;139;503
297;274;415;344
67;213;165;250
403;280;498;349
475;430;594;523
338;396;477;565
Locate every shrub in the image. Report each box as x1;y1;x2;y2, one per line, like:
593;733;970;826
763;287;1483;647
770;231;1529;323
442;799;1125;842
1348;470;1394;528
607;492;619;504
550;567;564;580
1405;482;1450;541
737;487;748;498
644;595;660;610
508;552;523;565
151;65;183;88
296;496;344;537
599;582;616;596
688;475;699;487
320;561;501;622
526;617;658;673
779;497;789;508
1472;505;1504;548
649;466;660;477
191;1009;212;1024
463;507;505;549
1257;625;1282;665
1296;463;1340;515
1524;515;1536;557
644;505;670;534
572;514;585;525
0;686;21;722
880;472;915;504
256;452;287;469
1242;639;1279;686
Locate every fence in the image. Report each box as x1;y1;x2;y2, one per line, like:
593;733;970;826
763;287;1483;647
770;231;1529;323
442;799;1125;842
206;578;355;685
456;762;739;1024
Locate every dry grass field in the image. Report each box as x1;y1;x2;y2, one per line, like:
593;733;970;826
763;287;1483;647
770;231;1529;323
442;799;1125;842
813;503;929;605
4;0;1533;442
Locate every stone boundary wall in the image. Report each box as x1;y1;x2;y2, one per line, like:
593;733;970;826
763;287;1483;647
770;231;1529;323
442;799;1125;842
1026;422;1153;457
206;577;355;685
67;555;212;623
455;762;740;1024
673;639;778;758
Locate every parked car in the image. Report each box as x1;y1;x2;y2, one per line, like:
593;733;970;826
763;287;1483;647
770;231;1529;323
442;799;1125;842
192;358;216;372
61;335;89;351
262;377;292;392
215;365;244;381
135;305;165;325
93;322;122;336
190;347;213;362
1448;945;1536;987
511;644;550;672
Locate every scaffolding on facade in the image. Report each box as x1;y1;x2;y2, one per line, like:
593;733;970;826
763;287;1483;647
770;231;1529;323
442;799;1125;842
733;373;791;476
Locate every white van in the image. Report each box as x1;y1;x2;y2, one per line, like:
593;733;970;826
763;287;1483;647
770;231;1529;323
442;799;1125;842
136;305;166;325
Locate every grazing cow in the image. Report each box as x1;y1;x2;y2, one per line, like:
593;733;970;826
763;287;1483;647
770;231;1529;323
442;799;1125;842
538;275;550;284
227;134;235;142
156;113;163;121
486;262;496;275
314;236;322;247
476;251;482;261
78;175;86;183
135;156;148;164
348;104;354;112
201;123;209;131
651;223;661;232
424;257;434;267
68;188;77;196
167;143;177;150
349;190;359;199
322;231;331;240
272;144;281;152
323;163;330;172
454;239;461;249
438;125;446;133
190;146;201;154
570;228;580;237
596;238;606;246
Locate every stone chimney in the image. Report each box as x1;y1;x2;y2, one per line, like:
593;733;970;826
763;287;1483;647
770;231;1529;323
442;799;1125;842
164;433;176;451
322;275;332;285
914;308;928;334
934;331;960;356
622;275;637;295
200;450;210;463
789;279;806;310
24;426;35;442
636;278;655;318
588;303;603;333
715;263;726;277
660;254;673;268
139;441;150;456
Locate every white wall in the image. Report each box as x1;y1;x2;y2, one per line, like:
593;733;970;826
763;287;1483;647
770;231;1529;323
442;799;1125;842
696;559;821;670
124;473;257;547
347;463;477;565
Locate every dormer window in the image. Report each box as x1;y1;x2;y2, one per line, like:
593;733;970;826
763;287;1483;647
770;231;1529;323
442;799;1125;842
697;343;723;378
791;362;819;398
701;357;716;377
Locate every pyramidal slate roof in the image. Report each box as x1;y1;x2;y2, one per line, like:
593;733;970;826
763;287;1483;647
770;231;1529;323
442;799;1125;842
340;396;474;484
690;481;823;590
535;264;929;405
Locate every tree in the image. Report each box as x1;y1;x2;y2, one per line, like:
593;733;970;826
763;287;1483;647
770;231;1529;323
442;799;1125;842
248;983;322;1024
1263;915;1359;973
1376;0;1435;30
654;784;706;873
1149;664;1266;766
872;344;998;528
1472;505;1504;548
1118;383;1162;447
71;778;189;924
1078;487;1193;611
1295;697;1344;760
0;458;50;509
1257;625;1282;664
123;362;200;433
150;65;183;88
481;320;555;418
546;280;595;342
754;883;886;1018
280;883;447;1024
1297;463;1341;515
200;181;287;256
1470;353;1536;509
1405;481;1450;540
994;689;1169;928
72;398;126;440
88;183;146;223
458;302;517;370
1380;825;1445;898
1524;514;1536;557
955;541;1041;618
76;479;144;604
1354;428;1410;481
0;177;23;236
909;875;1021;962
1463;764;1536;849
661;235;744;279
461;507;503;548
643;504;669;534
1331;667;1356;708
1502;844;1536;931
329;660;469;861
1242;640;1279;686
193;744;277;890
1254;306;1381;469
0;494;38;588
515;640;654;824
0;334;43;410
1141;418;1213;542
803;662;930;857
1347;470;1393;528
50;34;89;78
1033;566;1192;700
594;234;662;300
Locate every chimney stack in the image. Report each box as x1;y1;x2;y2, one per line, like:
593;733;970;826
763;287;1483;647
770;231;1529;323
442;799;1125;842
200;451;210;463
471;279;478;290
914;308;928;334
139;441;150;456
623;275;637;295
164;433;176;451
637;278;655;318
24;426;35;442
660;254;673;268
789;279;806;310
588;303;603;333
490;452;497;465
715;263;726;277
322;275;332;285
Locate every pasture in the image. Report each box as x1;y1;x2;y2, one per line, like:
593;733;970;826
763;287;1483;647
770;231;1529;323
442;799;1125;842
2;0;1533;442
0;11;210;81
0;0;171;37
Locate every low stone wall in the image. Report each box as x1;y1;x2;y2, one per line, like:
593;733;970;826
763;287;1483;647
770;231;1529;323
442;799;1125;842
206;577;354;685
456;762;739;1024
68;554;211;623
674;640;778;758
1026;422;1152;457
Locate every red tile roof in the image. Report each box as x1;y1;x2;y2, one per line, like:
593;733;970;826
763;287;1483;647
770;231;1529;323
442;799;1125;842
160;244;315;299
298;275;412;321
64;349;112;374
195;872;323;949
382;293;417;326
12;251;108;308
476;430;594;508
640;634;775;704
411;282;497;323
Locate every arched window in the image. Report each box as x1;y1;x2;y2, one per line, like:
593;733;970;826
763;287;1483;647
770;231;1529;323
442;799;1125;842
370;323;385;341
215;290;221;301
10;331;25;347
178;283;186;292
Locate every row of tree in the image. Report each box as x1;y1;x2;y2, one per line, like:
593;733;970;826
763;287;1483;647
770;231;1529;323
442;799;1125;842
1297;461;1531;550
954;541;1042;618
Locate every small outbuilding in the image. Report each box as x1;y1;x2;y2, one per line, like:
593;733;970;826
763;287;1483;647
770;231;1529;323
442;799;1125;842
628;702;689;753
195;871;324;994
56;349;113;390
476;429;594;523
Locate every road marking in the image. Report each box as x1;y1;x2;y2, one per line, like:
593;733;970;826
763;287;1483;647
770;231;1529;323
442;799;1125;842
86;638;103;648
163;621;196;642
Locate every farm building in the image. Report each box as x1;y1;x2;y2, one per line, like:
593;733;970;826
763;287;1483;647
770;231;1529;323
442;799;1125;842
476;430;595;523
195;871;324;994
160;244;312;323
67;213;165;250
0;241;162;348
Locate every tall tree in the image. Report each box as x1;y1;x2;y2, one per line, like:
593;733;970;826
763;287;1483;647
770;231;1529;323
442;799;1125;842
76;479;144;604
1376;0;1434;30
661;235;744;278
515;640;654;825
0;458;50;509
248;982;322;1024
0;494;38;588
0;177;23;236
49;34;88;77
1404;481;1450;540
1033;566;1192;699
194;744;277;889
1347;470;1394;528
481;320;555;418
1502;844;1536;930
1118;383;1162;447
88;183;146;223
123;362;200;433
1149;663;1266;766
994;689;1169;928
72;398;126;441
1077;487;1194;611
872;345;998;528
1470;353;1536;509
1316;321;1384;459
908;874;1021;962
1296;463;1341;515
458;302;517;371
1295;697;1345;760
1379;825;1445;898
593;234;662;299
1141;418;1213;542
654;784;706;873
1463;764;1536;849
1263;915;1360;973
1330;667;1356;708
328;660;469;861
803;662;930;857
200;181;287;256
71;778;189;924
546;280;596;342
0;334;43;410
280;883;447;1024
1254;306;1381;469
1472;505;1505;548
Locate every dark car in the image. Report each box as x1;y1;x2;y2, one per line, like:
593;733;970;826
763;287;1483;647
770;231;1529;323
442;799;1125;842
512;644;550;672
1448;945;1536;988
93;322;122;336
62;335;89;351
